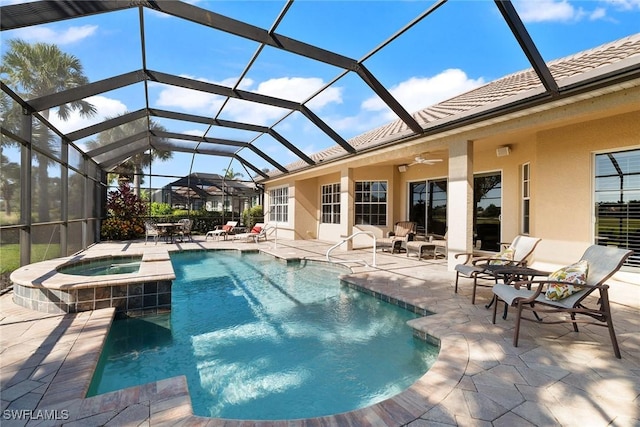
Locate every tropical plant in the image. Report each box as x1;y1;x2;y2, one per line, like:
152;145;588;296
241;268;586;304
85;114;172;196
1;39;96;222
101;181;146;240
223;167;244;180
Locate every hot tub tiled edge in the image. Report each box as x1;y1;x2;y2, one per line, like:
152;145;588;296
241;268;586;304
9;249;175;318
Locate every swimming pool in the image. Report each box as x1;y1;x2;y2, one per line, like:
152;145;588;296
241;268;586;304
88;250;438;420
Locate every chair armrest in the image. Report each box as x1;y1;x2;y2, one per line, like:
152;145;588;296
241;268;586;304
455;252;474;264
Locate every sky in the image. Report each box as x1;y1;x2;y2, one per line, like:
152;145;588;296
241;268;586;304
2;0;640;188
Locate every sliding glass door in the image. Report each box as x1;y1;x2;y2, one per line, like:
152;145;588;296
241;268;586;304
474;172;502;251
409;180;447;236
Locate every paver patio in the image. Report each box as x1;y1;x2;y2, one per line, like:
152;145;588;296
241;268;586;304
1;238;639;426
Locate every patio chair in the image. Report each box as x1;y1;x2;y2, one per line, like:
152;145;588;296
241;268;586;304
491;245;633;358
144;221;161;245
377;221;416;253
454;235;541;304
230;223;267;242
205;221;238;240
176;218;193;242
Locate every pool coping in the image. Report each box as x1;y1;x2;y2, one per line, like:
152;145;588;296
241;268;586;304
9;249;174;290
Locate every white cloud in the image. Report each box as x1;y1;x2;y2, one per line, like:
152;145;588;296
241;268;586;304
11;25;98;45
48;95;127;134
362;69;485;116
589;7;608;19
153;75;343;125
515;0;581;22
155;85;225;113
603;0;640;10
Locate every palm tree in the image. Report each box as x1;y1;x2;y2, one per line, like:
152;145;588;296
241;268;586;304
0;147;20;217
1;39;96;222
223;167;244;180
85;114;173;196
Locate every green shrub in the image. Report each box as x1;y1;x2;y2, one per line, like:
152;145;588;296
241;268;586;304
243;205;263;228
150;202;173;216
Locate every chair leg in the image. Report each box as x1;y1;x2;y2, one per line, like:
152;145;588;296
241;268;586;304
492;296;498;324
513;302;524;347
471;275;478;305
570;313;579;332
601;288;621;359
454;272;459;294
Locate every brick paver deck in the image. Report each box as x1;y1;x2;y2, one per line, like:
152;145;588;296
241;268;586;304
1;238;638;426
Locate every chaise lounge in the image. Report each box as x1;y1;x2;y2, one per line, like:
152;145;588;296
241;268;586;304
205;221;238;240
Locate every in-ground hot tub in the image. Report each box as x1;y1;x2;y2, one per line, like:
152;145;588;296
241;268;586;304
57;255;142;276
10;251;175;317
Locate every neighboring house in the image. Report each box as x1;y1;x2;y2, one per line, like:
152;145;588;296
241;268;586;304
261;34;640;278
160;173;261;213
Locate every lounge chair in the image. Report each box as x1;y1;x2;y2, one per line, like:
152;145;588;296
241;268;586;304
454;235;541;304
491;244;633;358
230;223;267;242
377;221;416;253
205;221;238;240
144;221;161;245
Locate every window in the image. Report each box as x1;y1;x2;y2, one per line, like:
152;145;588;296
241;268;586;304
269;186;288;223
522;163;530;234
355;181;387;226
321;183;341;224
595;149;640;268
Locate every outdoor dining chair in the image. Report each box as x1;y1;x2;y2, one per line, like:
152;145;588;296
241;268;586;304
144;221;162;245
454;235;542;304
176;218;193;242
491;244;633;358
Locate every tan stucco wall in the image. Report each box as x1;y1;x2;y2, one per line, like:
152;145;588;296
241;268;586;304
534;110;640;265
293;178;319;240
263;85;639;276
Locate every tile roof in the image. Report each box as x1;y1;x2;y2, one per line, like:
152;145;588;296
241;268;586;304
274;33;640;176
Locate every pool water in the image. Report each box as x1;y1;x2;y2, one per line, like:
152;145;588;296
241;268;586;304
58;257;141;275
88;251;438;420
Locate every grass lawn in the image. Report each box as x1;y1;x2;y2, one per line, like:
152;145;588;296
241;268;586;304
0;244;61;274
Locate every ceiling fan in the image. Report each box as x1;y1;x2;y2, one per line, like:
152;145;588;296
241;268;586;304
408;155;443;166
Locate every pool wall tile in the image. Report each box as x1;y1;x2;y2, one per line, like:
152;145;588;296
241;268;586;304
11;279;173;318
95;287;111;300
128;284;143;296
144;283;158;295
113;285;127;298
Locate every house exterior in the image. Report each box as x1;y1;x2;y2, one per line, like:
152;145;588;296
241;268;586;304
260;34;640;279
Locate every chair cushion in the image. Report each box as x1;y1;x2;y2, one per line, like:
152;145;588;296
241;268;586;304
544;260;589;301
223;224;233;232
251;225;262;234
488;247;515;265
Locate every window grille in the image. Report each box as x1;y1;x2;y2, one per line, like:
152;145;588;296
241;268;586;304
595;149;640;268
